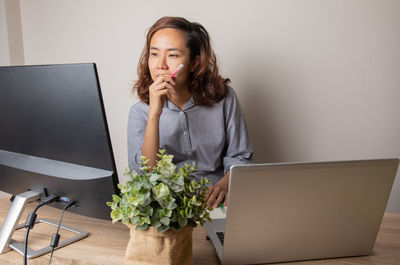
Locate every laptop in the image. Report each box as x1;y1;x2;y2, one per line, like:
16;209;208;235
205;159;399;265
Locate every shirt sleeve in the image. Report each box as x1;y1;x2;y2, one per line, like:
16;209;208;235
127;103;148;173
223;87;254;174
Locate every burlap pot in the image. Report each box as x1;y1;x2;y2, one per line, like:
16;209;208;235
125;224;193;265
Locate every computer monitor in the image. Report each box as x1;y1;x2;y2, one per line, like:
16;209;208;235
0;63;119;258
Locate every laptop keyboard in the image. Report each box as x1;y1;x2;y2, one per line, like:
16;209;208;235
216;232;225;245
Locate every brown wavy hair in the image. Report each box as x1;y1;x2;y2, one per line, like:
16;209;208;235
133;16;230;105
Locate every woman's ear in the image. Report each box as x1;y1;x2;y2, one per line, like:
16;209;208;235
190;55;200;72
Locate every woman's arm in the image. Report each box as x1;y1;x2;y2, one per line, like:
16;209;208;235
206;170;230;208
142;75;175;168
205;87;253;208
142;114;160;169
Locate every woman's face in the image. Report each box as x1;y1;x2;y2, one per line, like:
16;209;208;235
148;28;192;88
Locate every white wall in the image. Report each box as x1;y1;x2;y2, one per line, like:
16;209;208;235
0;0;10;198
0;0;10;65
3;0;400;212
3;0;24;65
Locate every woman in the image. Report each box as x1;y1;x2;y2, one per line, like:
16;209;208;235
128;16;253;208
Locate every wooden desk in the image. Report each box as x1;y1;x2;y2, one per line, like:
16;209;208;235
0;196;399;265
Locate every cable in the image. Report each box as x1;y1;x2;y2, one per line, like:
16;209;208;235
23;228;31;265
48;200;76;265
23;194;59;265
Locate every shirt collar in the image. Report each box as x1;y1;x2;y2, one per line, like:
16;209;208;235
164;96;196;111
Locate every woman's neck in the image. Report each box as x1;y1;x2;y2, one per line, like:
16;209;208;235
169;85;192;109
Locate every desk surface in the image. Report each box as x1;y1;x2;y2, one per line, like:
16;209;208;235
0;197;399;265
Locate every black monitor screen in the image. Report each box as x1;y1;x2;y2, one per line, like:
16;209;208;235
0;63;118;220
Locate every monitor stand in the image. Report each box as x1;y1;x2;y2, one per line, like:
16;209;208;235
0;190;88;258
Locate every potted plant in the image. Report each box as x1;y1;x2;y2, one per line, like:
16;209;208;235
107;150;212;265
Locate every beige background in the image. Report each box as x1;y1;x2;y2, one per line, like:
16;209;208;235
0;0;399;212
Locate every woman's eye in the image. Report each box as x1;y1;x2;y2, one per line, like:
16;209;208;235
150;52;158;57
169;54;178;58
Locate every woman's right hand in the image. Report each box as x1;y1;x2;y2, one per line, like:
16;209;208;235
148;75;176;118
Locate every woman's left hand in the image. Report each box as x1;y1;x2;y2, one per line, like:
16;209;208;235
206;171;230;208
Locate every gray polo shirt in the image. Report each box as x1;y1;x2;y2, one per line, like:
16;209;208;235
127;86;253;184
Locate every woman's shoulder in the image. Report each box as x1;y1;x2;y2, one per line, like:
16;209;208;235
129;100;149;117
131;100;148;110
226;85;236;96
223;85;240;104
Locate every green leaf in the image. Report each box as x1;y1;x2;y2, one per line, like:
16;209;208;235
133;208;140;216
117;183;124;192
153;183;170;199
130;193;145;207
170;183;183;193
142;216;151;225
110;208;122;223
156;208;164;218
204;209;210;218
122;216;129;225
107;201;118;210
133;181;143;191
171;212;178;222
158;225;170;233
178;217;188;228
145;206;153;217
166;198;177;210
151;217;161;228
136;224;149;231
149;173;161;183
130;216;140;224
139;165;150;172
163;208;172;217
185;207;193;218
176;175;184;186
160;217;170;226
128;170;138;180
188;196;195;206
138;217;145;226
142;197;152;207
127;206;135;218
112;194;121;203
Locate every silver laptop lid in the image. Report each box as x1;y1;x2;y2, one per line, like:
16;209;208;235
222;159;399;265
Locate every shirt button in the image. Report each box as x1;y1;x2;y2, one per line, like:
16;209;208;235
183;131;188;136
187;152;192;156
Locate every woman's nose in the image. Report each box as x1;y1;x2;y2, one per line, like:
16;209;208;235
156;55;168;70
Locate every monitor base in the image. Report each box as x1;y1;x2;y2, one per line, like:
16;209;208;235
9;218;88;259
0;190;88;258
